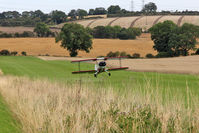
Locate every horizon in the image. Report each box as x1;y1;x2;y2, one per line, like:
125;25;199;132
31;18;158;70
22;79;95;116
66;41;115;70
0;0;199;14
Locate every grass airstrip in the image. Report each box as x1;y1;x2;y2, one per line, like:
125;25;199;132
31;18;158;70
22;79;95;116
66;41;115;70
0;56;198;102
0;56;198;132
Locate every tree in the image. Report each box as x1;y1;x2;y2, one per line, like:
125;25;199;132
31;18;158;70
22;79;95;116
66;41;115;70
88;9;95;15
34;22;50;37
22;11;32;18
55;23;93;57
107;5;121;14
51;10;67;24
2;11;20;19
0;13;5;19
93;26;106;38
94;7;107;15
149;21;199;57
168;23;199;56
149;21;178;54
142;2;157;13
77;9;88;19
68;9;77;19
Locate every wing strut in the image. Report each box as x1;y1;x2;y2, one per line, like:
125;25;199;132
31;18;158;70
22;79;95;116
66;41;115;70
119;57;122;67
78;62;80;71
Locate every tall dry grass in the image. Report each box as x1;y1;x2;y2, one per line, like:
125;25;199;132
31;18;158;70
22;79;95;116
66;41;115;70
0;76;199;133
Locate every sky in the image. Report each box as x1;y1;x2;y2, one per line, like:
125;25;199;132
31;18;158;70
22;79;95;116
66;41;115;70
0;0;199;13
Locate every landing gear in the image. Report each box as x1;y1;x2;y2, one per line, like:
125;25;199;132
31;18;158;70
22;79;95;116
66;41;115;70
94;73;97;78
108;73;111;76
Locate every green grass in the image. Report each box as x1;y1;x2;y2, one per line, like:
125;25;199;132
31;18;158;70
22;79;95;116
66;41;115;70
0;56;198;101
0;95;21;133
0;56;198;87
0;56;198;132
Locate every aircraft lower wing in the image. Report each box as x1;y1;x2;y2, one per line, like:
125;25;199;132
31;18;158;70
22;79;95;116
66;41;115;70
108;67;129;71
72;70;96;74
72;67;129;74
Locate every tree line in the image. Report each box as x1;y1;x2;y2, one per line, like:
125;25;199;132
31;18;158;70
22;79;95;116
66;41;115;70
149;21;199;57
55;21;199;57
87;26;142;40
1;2;199;26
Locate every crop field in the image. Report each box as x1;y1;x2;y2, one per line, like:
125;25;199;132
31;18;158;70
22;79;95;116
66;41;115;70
65;15;199;29
0;56;198;132
0;34;157;57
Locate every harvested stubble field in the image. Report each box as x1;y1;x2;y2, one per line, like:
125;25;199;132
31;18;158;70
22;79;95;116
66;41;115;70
0;34;157;57
64;15;199;29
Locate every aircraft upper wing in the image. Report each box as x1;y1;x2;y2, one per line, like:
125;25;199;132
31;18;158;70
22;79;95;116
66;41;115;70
71;56;129;63
71;58;97;63
72;70;96;74
108;67;129;71
104;56;128;60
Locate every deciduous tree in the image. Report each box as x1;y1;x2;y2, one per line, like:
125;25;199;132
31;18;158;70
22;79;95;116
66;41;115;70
34;22;50;37
55;23;93;57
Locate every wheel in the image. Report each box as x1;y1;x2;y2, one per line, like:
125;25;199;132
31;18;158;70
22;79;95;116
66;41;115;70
108;73;111;76
94;74;97;78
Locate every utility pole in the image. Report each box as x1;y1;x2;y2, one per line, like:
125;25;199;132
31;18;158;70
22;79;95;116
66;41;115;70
142;0;145;9
131;0;134;12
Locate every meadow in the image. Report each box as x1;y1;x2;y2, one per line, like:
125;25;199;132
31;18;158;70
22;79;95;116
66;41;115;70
0;56;199;132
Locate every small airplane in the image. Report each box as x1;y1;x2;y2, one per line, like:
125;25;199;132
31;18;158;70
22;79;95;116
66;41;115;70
71;57;129;77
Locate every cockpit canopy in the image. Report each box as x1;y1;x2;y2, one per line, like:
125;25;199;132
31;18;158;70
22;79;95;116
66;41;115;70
99;61;106;67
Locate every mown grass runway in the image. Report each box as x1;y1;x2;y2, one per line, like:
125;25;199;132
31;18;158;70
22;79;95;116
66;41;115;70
0;56;198;102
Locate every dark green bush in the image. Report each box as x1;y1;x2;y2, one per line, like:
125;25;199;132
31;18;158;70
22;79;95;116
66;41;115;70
120;51;127;56
0;33;12;38
20;31;35;37
21;51;27;56
1;31;35;38
0;49;10;55
195;48;199;55
11;51;18;56
117;30;130;40
156;52;171;58
146;53;154;58
112;51;120;57
132;53;140;58
107;51;125;57
106;51;114;57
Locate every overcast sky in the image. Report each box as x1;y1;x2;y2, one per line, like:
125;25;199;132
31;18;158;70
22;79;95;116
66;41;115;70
0;0;199;13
